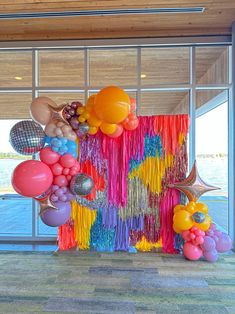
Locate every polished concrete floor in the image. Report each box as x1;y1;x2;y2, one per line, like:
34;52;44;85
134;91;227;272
0;251;234;313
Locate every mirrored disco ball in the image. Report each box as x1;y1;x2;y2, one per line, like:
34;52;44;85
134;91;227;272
70;173;94;196
10;120;45;155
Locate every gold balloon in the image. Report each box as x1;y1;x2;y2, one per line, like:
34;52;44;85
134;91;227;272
169;161;219;202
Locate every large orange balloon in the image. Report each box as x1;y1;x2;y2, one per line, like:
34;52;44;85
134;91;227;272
94;86;130;124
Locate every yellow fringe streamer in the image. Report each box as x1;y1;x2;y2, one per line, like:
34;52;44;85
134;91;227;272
135;236;162;252
129;154;173;194
71;201;97;250
178;132;186;146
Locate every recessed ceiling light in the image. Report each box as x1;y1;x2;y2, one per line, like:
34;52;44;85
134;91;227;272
141;74;147;78
14;76;23;80
0;7;205;20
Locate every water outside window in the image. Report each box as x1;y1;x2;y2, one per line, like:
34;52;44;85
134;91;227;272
196;102;228;232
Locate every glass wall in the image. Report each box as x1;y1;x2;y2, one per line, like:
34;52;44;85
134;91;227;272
0;44;231;240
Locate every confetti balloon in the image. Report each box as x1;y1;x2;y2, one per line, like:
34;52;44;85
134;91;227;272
70;173;94;196
10;120;45;155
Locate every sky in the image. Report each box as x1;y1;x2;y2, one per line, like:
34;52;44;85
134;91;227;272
0;102;228;154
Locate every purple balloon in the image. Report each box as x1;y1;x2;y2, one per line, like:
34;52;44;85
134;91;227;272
50;194;58;202
214;230;222;238
55;188;64;197
60;195;67;202
204;249;218;263
216;233;232;253
201;236;216;252
52;185;59;192
40;201;71;227
61;187;68;193
210;223;217;231
70;117;80;130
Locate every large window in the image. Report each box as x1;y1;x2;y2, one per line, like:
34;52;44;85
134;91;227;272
0;44;231;240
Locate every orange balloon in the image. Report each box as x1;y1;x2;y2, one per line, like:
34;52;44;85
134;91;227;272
100;122;117;135
87;113;102;127
108;124;123;138
94;86;130;124
173;210;193;231
130;98;136;113
86;95;96;112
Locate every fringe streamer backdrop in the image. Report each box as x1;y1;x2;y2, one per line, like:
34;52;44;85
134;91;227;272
58;115;189;253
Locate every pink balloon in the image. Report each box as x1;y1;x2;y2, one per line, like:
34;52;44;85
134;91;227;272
60;154;76;168
12;160;53;197
109;125;124;138
63;168;70;175
190;233;196;240
66;175;72;181
123;118;139;131
196;236;204;245
51;163;63;176
30;96;56;125
40;147;60;165
54;175;68;187
183;242;203;261
181;230;190;240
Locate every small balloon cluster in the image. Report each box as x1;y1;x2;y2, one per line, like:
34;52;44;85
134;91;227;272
45;136;77;158
74;86;139;138
171;162;232;263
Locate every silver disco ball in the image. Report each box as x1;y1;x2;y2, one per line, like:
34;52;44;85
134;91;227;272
9;120;45;155
70;173;94;196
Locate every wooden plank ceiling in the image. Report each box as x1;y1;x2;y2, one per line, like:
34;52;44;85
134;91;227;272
0;0;234;41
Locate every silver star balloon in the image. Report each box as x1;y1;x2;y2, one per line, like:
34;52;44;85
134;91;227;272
169;161;220;202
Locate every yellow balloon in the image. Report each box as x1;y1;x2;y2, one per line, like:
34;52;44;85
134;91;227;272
78;115;86;123
174;204;185;214
195;215;211;231
83;112;90;120
87;113;102;127
77;107;85;115
173;210;193;231
94;86;130;124
173;224;182;234
86;95;96;112
185;201;196;214
88;126;98;135
195;202;208;214
100;122;117;135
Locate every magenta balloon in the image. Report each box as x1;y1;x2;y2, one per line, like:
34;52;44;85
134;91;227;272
12;160;53;197
216;233;232;253
40;201;71;227
204;249;218;263
201;236;216;252
183;242;203;261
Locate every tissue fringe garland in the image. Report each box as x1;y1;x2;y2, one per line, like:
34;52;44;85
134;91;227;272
58;114;189;253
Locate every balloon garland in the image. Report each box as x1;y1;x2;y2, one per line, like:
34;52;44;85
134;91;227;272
10;86;139;228
170;161;232;262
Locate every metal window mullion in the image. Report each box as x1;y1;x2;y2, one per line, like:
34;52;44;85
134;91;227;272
32;49;39;238
84;48;89;102
189;46;196;170
228;23;235;246
136;47;141;115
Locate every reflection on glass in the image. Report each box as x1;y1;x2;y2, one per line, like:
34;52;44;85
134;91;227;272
140;91;189;115
39;50;84;87
196;101;228;232
0;51;32;87
0;93;32;119
141;47;190;85
39;93;84;105
89;49;137;86
196;47;228;85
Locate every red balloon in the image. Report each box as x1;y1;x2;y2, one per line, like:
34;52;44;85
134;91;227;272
51;163;63;176
40;147;60;165
183;242;203;261
60;154;76;168
123;118;139;131
12;160;53;197
53;175;68;187
63;168;70;175
66;175;72;181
